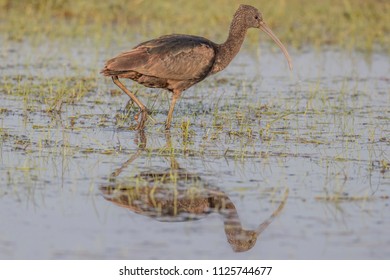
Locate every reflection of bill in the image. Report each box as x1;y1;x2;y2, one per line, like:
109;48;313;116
100;131;288;252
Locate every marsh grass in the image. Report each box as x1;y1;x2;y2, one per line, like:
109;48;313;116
1;0;389;52
1;75;98;113
2;72;386;171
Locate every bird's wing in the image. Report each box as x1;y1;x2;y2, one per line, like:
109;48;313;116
105;35;216;80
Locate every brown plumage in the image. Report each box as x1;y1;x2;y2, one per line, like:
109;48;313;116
101;4;292;130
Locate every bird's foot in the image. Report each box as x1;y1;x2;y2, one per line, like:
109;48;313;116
134;109;148;130
164;120;172;130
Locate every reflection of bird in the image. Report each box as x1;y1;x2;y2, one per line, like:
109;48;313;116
100;131;289;252
101;180;288;252
101;5;292;130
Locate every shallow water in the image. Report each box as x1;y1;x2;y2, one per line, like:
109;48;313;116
0;38;389;259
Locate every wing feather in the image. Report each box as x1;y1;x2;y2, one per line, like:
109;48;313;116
102;35;216;80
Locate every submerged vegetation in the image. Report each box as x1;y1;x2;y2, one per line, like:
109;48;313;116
1;0;389;51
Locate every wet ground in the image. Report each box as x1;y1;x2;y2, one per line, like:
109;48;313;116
0;38;389;259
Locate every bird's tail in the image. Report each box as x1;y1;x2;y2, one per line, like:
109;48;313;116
100;48;148;77
100;66;115;76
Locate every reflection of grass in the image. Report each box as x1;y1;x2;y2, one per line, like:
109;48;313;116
1;0;389;51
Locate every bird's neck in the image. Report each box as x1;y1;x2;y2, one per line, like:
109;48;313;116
211;19;248;74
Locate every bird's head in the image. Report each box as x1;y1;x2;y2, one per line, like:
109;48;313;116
227;229;258;252
236;4;293;70
237;4;263;29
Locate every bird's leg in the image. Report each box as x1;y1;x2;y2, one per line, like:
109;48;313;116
165;90;182;130
112;76;148;130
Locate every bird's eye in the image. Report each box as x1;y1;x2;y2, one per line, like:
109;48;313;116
255;16;259;20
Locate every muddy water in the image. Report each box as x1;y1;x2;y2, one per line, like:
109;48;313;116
0;39;389;259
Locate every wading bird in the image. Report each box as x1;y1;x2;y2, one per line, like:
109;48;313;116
101;4;292;130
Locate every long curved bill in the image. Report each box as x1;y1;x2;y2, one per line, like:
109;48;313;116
260;21;293;70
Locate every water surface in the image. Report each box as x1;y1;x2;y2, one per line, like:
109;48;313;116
0;39;389;259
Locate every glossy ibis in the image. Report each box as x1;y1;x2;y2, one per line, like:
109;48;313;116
101;4;292;130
